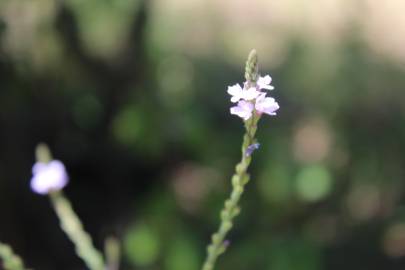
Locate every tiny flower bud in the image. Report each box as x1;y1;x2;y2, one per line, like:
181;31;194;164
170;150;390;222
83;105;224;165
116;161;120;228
246;143;260;157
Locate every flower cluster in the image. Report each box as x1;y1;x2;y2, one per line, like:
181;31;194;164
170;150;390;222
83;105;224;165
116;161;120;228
228;75;279;120
30;160;69;195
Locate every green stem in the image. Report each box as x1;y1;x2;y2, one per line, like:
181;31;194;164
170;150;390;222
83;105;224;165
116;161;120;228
49;191;105;270
0;242;26;270
201;114;260;270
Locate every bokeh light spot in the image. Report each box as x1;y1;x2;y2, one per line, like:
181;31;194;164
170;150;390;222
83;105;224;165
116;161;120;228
345;183;380;221
383;223;405;258
295;165;333;202
112;105;143;146
124;223;160;267
73;94;103;130
293;118;332;164
157;55;194;108
258;165;292;204
164;236;199;270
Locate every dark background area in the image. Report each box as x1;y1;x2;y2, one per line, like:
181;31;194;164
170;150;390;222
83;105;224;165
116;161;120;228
1;0;405;269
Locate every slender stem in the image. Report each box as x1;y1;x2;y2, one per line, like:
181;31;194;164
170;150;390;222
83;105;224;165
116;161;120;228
49;191;105;270
0;242;26;270
201;114;260;270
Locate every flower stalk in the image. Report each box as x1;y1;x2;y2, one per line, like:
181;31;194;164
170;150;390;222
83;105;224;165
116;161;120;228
49;191;105;270
33;143;105;270
201;114;259;270
202;49;276;270
0;242;26;270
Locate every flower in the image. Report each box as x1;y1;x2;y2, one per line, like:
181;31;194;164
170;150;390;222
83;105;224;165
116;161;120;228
230;100;254;120
30;160;69;194
255;94;279;116
243;87;261;100
227;84;261;103
257;75;274;90
227;73;279;120
246;143;260;156
227;84;244;103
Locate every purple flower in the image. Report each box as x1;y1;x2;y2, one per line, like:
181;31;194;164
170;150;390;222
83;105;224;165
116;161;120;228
257;75;274;90
30;160;69;195
230;100;254;120
246;143;260;156
255;94;279;116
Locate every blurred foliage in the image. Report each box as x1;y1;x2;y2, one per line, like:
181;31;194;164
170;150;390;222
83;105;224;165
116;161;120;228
1;0;405;270
124;223;160;267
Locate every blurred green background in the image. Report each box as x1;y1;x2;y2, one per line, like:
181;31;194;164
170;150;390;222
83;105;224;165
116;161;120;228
1;0;405;269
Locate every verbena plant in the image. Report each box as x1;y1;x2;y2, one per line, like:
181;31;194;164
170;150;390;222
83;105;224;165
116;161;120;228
202;49;279;270
0;50;279;270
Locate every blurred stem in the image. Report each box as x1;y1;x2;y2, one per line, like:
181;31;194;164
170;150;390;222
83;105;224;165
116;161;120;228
201;114;259;270
0;242;26;270
49;191;105;270
105;236;120;270
201;49;260;270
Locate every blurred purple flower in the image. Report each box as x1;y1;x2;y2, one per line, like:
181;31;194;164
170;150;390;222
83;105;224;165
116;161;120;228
223;240;231;248
30;160;69;195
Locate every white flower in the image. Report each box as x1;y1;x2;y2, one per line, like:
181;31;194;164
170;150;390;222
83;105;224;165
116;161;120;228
30;160;69;195
243;87;261;100
227;84;244;103
257;75;274;90
227;84;261;103
230;100;254;120
255;94;279;116
227;72;279;121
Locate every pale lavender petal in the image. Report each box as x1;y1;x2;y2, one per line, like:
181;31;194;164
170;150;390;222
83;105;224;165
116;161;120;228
230;96;240;103
230;100;254;120
261;84;275;91
242;87;261;100
255;94;280;116
32;163;46;174
257;75;274;90
258;75;272;85
227;84;244;103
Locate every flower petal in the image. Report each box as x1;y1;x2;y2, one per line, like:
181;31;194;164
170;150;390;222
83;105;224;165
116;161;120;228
242;87;261;100
227;84;244;103
255;94;280;116
257;75;274;90
230;100;254;120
